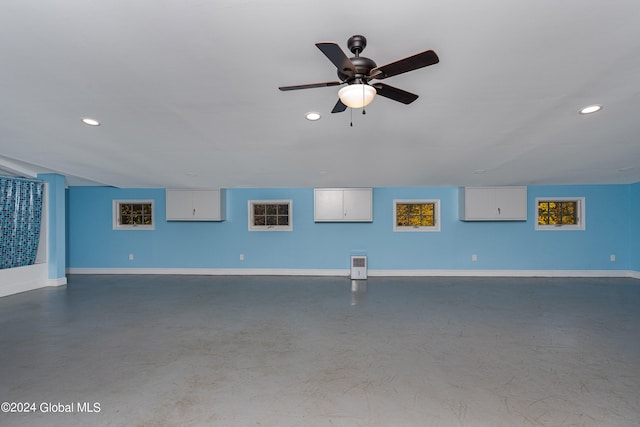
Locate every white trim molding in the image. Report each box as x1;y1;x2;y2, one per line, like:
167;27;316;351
0;263;66;298
629;270;640;280
66;267;640;280
48;277;68;286
368;269;637;278
67;268;348;276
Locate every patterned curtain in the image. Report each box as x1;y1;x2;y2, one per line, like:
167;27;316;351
0;177;44;269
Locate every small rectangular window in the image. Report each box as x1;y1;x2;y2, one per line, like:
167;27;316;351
113;200;154;230
249;200;292;231
393;200;440;232
535;197;585;230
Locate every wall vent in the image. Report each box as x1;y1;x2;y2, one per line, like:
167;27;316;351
351;255;367;279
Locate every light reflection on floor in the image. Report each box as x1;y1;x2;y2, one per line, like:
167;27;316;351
351;280;367;306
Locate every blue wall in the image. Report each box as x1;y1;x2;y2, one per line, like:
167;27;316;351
630;182;640;272
66;184;637;273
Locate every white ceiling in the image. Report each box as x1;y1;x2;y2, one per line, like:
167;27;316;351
1;0;639;188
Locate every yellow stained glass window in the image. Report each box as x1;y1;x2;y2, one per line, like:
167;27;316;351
396;202;436;228
537;200;578;226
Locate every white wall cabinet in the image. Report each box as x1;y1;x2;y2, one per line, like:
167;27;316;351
314;188;372;222
459;187;527;221
166;189;226;221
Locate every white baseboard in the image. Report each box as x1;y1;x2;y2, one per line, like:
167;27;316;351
67;267;350;277
0;263;63;298
48;277;68;286
66;267;640;279
368;269;638;278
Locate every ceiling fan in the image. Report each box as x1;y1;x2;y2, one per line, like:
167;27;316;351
278;35;439;113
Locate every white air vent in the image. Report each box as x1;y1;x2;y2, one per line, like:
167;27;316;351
351;256;367;279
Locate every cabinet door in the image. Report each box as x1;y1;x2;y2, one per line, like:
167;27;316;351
314;189;344;221
166;189;225;221
166;190;194;220
343;189;372;221
192;190;223;220
463;187;496;220
495;187;527;220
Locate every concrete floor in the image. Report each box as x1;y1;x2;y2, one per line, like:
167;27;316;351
0;275;639;427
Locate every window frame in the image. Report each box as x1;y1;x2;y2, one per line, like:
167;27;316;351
393;199;441;232
112;200;155;230
535;197;585;231
248;199;293;232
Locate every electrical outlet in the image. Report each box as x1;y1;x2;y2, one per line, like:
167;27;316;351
472;254;478;262
239;254;245;261
128;253;134;261
610;254;616;262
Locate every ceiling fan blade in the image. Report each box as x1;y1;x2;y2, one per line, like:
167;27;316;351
331;99;347;113
278;81;342;91
316;42;356;76
371;83;419;104
369;50;439;80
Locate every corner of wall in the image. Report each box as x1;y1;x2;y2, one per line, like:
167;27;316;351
37;173;67;282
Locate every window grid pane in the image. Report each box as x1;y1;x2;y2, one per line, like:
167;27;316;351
538;202;550;225
277;216;289;226
396;204;409;226
421;215;434;227
266;215;278;226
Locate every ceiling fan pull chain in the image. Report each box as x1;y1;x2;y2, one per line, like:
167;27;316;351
362;84;366;115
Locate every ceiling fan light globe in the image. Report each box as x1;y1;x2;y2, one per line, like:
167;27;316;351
338;84;376;109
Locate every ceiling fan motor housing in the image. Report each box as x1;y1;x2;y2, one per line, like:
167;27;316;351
338;36;377;84
338;56;377;83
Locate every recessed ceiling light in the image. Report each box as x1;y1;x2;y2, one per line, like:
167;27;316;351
305;112;321;121
81;117;101;126
579;104;602;115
